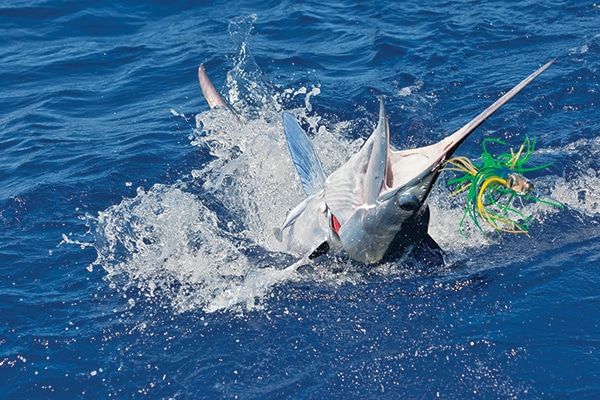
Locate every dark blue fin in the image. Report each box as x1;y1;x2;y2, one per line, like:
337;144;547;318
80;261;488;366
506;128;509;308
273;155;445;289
414;233;445;269
308;241;330;260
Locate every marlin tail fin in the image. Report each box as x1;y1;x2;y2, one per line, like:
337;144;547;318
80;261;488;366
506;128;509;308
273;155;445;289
198;63;238;118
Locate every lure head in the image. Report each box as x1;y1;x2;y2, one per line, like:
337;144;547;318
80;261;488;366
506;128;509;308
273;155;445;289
506;173;534;195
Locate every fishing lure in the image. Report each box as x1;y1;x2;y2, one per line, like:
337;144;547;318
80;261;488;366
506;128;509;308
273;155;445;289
444;136;562;237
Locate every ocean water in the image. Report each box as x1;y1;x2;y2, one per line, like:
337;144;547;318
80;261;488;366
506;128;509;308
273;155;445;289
1;0;599;398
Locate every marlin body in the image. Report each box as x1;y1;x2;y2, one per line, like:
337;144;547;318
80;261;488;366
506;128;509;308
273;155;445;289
198;60;555;263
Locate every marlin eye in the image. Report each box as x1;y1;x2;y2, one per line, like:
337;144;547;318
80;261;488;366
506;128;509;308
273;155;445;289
397;194;420;211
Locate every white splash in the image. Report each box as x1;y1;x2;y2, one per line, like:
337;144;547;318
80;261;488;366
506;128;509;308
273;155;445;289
87;17;598;314
89;100;599;313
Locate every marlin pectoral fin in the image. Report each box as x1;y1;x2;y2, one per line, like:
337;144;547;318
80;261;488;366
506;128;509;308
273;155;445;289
274;195;313;241
282;113;327;196
273;227;284;242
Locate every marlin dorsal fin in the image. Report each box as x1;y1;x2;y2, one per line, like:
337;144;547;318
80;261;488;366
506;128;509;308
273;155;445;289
282;113;326;196
364;97;390;204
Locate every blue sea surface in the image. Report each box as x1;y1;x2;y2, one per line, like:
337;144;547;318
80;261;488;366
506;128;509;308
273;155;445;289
1;0;600;398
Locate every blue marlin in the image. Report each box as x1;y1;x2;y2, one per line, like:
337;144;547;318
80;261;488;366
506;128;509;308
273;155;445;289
198;59;555;263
